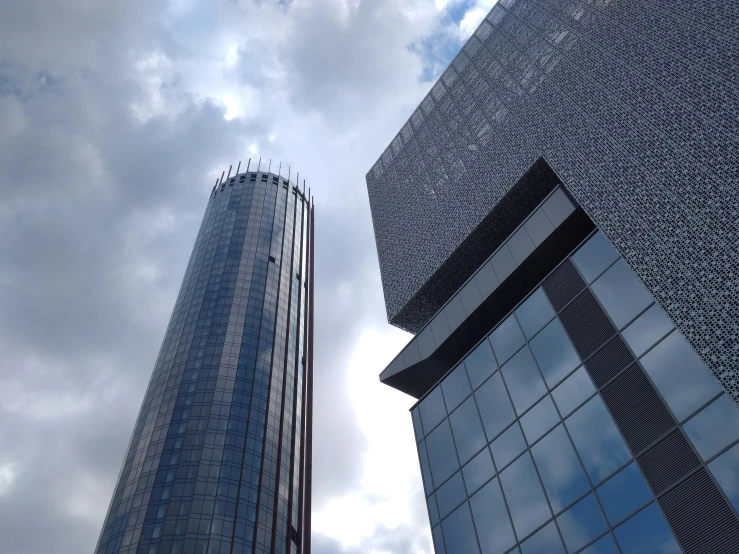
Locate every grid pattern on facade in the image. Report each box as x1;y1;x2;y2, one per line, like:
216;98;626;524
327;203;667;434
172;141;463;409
412;231;739;554
95;172;313;554
366;0;739;399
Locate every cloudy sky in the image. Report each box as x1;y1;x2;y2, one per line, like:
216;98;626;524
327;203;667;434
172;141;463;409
0;0;500;552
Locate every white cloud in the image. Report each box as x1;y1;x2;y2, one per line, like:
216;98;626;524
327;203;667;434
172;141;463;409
0;463;16;496
459;0;498;39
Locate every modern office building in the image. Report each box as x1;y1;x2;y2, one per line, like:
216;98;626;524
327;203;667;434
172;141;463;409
96;162;315;554
366;1;739;553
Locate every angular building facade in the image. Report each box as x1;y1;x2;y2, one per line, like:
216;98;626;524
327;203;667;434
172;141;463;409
96;164;315;554
366;1;739;553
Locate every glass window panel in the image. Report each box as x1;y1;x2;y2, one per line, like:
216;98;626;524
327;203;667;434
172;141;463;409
515;288;556;340
641;330;723;421
491;424;527;470
426;421;460;488
621;303;674;357
551;367;596;418
443;364;473;412
450;396;487;465
441;503;481;554
596;462;653;526
470;479;516;554
463;448;495;496
437;472;467;520
418;440;433;494
412;408;424;443
520;521;564;554
429;493;440;526
565;396;631;485
613;503;680;554
529;319;581;388
501;347;547;415
521;396;559;444
490;314;526;365
433;525;447;554
420;387;448;435
557;493;607;552
531;425;590;513
465;340;498;390
591;259;653;329
684;394;739;460
571;231;620;284
500;454;552;538
580;534;619;554
708;442;739;513
475;372;516;440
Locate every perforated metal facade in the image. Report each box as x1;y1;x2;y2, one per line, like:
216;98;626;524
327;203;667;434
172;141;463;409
366;0;739;399
96;170;315;554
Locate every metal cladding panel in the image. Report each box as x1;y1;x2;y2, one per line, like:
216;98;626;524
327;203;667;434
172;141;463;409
366;0;739;399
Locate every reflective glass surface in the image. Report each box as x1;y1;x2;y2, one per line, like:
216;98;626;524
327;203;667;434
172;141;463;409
708;442;739;513
621;303;674;357
443;364;473;412
450;396;487;464
684;394;739;460
437;472;467;520
580;534;619;554
641;330;723;421
412;408;424;442
441;503;481;554
463;448;495;496
515;288;555;339
418;440;433;491
521;396;559;444
571;231;620;283
529;318;580;388
475;372;516;440
421;387;448;435
470;479;516;554
552;367;595;418
429;493;440;526
501;347;547;415
426;421;460;488
491;424;526;469
566;397;631;484
596;462;652;526
490;314;526;364
500;454;552;538
465;340;498;390
433;525;446;554
520;521;564;554
557;493;607;552
532;425;590;513
613;503;680;554
591;259;653;329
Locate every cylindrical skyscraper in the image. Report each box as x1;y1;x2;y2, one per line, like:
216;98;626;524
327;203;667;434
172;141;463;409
96;163;314;554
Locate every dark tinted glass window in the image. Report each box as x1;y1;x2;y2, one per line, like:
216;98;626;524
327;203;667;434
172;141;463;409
708;442;739;513
418;440;433;492
436;472;467;520
490;314;526;365
515;288;555;339
470;479;516;554
442;364;473;412
571;231;620;283
580;534;619;554
465;340;498;390
621;303;674;357
412;408;423;442
684;394;739;460
491;423;526;469
426;421;460;488
441;503;481;554
557;493;607;552
613;503;679;554
532;425;590;513
463;448;495;496
449;396;487;465
501;347;547;415
596;462;652;526
475;372;516;440
500;454;552;538
432;525;446;554
566;396;631;484
641;330;722;421
520;521;564;554
521;395;559;444
591;259;653;329
552;367;595;418
420;387;447;435
428;493;440;526
529;319;581;388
